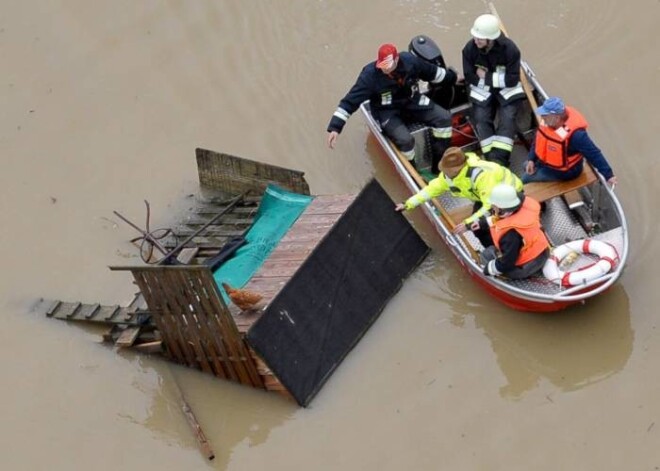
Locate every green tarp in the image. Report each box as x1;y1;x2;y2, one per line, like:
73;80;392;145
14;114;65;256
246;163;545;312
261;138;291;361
213;184;313;301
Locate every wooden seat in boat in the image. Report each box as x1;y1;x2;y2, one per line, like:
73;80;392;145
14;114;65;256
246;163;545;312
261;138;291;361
446;164;598;226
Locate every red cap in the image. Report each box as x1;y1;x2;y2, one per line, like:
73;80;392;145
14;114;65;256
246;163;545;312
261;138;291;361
376;43;399;69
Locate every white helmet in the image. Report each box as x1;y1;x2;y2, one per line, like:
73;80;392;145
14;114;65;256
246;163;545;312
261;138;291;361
489;184;520;209
471;14;501;40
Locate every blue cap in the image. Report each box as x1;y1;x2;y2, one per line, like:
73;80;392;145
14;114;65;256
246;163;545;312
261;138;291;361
536;96;565;115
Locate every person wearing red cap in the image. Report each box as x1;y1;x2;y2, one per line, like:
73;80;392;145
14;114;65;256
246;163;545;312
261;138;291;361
462;14;524;168
327;43;458;172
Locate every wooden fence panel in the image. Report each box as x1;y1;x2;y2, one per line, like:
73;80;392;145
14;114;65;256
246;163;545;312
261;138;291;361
126;266;264;389
196;148;310;196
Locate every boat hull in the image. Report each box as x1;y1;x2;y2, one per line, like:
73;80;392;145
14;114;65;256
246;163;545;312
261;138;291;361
364;98;627;312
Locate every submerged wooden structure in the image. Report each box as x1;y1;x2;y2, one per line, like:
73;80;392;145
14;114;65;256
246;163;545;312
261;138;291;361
45;148;428;406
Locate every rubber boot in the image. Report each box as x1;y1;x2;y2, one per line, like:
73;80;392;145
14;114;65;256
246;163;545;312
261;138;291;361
431;138;451;175
488;148;511;168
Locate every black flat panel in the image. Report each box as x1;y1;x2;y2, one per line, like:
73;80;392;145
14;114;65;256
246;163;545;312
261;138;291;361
246;179;429;406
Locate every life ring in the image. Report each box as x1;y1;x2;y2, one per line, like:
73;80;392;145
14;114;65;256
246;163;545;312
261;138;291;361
543;239;619;287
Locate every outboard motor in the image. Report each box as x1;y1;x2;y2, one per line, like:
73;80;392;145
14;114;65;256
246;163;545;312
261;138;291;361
408;34;446;68
408;34;467;109
408;34;475;146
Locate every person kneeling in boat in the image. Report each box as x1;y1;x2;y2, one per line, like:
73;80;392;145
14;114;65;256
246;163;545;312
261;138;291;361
395;147;522;248
327;43;458;172
473;183;550;280
523;96;617;186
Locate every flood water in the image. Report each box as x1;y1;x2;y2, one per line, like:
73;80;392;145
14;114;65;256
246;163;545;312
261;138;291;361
2;0;659;469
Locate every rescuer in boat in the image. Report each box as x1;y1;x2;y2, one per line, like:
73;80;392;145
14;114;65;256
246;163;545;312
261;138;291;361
327;43;458;172
523;96;618;186
474;183;550;280
462;14;524;168
394;147;522;248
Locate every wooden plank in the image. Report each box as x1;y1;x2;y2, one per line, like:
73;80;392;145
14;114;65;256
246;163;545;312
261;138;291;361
195;246;231;255
151;272;203;370
164;271;215;375
132;341;163;354
174;271;231;380
242;276;290;292
302;197;354;215
50;302;80;319
187;273;245;384
257;259;305;278
182;398;215;461
165;235;230;248
114;308;136;324
46;300;61;317
175;227;245;237
115;326;141;347
194;204;259;215
190;271;249;384
291;213;344;225
132;272;187;364
126;292;147;313
234;309;268;333
523;164;597;203
266;240;318;254
181;215;252;226
103;305;121;321
279;231;329;244
243;195;262;204
177;270;230;377
195;272;264;388
176;247;199;265
82;303;101;320
262;248;314;262
66;302;82;319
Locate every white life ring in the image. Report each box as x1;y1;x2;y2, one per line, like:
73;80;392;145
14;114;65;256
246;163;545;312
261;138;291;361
543;239;619;287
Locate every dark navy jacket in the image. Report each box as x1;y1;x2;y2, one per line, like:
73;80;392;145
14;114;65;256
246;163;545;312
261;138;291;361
327;51;455;133
462;36;521;90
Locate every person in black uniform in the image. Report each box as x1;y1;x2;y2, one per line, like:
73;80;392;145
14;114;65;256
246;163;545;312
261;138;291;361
327;43;457;172
462;14;524;167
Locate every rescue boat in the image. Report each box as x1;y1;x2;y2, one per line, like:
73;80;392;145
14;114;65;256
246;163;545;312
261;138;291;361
359;33;628;312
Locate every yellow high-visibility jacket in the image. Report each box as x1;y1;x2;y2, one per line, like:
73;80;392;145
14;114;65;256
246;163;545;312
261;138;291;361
404;152;523;225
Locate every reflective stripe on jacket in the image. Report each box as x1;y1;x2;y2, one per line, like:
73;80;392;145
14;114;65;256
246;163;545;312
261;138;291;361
489;197;549;267
462;36;524;105
534;106;588;171
404;152;522;224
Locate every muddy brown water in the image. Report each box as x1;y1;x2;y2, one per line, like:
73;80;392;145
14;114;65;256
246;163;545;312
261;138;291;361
2;1;659;469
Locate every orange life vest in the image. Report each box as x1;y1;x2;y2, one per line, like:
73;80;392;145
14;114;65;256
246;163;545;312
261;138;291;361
490;197;549;267
534;106;588;171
